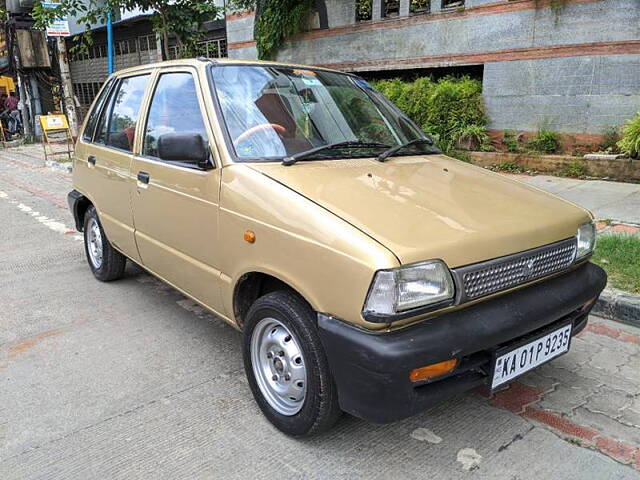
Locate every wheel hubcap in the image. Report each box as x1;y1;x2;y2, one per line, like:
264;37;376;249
86;217;103;269
250;318;307;416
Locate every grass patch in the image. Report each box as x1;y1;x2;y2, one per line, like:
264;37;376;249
592;234;640;294
494;161;525;173
559;161;589;178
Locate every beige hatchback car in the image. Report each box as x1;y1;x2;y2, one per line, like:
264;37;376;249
68;58;606;436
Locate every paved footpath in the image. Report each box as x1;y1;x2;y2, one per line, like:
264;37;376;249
510;173;640;227
0;146;639;479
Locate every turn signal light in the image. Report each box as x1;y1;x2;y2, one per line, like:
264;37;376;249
409;359;458;383
244;230;256;243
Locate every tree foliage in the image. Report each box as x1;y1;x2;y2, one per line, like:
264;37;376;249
32;0;221;58
228;0;313;60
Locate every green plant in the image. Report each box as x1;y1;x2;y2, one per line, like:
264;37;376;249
599;126;621;153
502;130;520;153
33;0;220;59
456;124;490;151
527;126;561;154
356;0;372;21
373;75;486;156
559;161;589;178
617;112;640;158
253;0;313;59
447;150;472;163
495;161;525;173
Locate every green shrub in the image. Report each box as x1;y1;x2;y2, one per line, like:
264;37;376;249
457;124;491;151
599;126;620;153
372;76;486;155
502;130;521;153
527;126;561;154
559;161;589;178
495;161;524;173
617;112;640;158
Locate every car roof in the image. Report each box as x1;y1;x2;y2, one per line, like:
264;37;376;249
112;57;346;77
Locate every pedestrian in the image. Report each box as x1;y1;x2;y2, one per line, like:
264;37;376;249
5;91;19;111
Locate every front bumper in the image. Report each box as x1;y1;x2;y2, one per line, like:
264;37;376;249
317;262;607;423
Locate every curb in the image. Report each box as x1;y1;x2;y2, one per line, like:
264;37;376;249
593;288;640;328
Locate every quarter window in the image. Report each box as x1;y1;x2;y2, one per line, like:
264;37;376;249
82;78;114;142
95;74;150;151
143;72;208;159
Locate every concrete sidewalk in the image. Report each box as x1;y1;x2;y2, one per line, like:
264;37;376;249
509;173;640;227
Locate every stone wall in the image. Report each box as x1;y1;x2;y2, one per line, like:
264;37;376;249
484;54;640;134
225;0;640;136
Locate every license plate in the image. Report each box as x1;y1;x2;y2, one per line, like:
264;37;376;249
491;323;572;389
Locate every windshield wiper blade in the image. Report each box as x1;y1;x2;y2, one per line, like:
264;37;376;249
377;138;434;162
282;141;390;166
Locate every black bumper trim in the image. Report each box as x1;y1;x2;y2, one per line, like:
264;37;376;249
317;262;606;424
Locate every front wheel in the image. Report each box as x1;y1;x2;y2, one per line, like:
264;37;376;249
83;205;126;282
242;290;341;436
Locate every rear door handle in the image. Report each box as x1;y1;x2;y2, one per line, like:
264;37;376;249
137;172;150;184
87;155;96;165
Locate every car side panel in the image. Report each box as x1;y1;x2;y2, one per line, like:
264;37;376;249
218;164;400;330
73;139;141;263
130;160;225;314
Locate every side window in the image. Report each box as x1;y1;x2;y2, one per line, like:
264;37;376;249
95;74;150;151
143;72;208;159
82;78;113;142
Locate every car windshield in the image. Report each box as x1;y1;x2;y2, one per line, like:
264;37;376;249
211;65;439;161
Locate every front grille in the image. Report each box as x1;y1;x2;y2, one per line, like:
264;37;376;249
454;238;577;301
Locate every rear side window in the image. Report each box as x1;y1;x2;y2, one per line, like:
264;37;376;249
95;74;150;151
82;78;114;142
142;72;208;159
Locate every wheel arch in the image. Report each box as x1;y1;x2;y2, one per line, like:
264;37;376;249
68;190;94;232
233;271;315;329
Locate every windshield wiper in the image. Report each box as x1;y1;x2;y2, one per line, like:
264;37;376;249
377;138;435;162
282;141;390;166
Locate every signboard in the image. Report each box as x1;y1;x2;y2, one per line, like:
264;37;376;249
41;114;69;130
42;2;70;37
40;114;74;161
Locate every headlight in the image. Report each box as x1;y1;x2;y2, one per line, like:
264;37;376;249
363;260;454;320
576;222;595;260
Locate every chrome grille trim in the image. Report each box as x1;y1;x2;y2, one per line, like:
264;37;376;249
452;238;577;302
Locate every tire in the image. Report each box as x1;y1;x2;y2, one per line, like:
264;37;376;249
83;205;126;282
243;290;341;436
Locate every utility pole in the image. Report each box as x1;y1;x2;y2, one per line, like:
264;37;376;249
55;37;78;137
107;11;114;74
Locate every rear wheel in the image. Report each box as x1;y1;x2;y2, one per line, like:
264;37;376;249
243;290;341;436
83;205;126;282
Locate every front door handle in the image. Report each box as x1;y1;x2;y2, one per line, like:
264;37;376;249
87;155;96;165
137;172;150;184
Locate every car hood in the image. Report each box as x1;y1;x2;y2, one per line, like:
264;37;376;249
248;155;590;267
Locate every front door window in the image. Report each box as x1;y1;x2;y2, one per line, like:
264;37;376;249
143;72;209;160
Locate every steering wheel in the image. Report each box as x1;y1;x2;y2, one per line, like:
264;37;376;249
233;123;287;146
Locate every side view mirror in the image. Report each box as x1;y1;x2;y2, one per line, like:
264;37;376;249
157;132;212;169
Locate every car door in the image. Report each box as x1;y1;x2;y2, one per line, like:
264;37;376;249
77;73;152;262
130;67;224;314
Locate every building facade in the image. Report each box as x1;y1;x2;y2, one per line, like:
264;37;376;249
226;0;640;141
67;10;227;120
